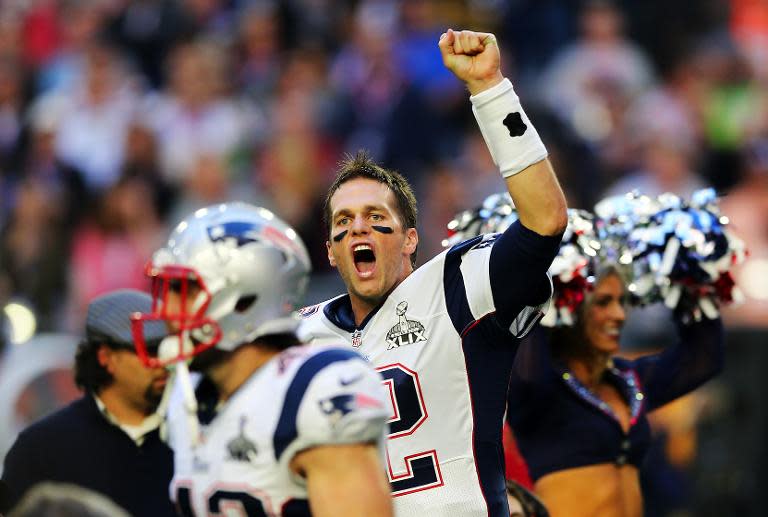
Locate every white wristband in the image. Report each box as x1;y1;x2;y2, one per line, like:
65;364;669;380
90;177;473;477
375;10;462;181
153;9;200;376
470;78;548;178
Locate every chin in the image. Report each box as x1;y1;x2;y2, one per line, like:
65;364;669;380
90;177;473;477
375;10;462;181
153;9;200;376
597;339;620;355
351;279;385;300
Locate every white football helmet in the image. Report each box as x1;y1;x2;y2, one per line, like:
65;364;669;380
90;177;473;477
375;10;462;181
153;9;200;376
131;203;311;367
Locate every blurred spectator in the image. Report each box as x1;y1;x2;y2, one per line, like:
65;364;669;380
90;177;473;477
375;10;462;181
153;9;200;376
18;94;88;227
730;0;768;83
48;42;140;192
415;160;468;261
329;0;404;160
394;0;461;99
0;179;69;330
502;0;579;93
0;57;29;174
169;152;260;226
67;176;164;329
282;0;349;50
178;0;236;40
539;0;655;143
18;1;59;69
691;38;768;196
1;290;174;516
453;131;505;205
120;120;175;220
699;39;763;154
603;125;708;199
386;0;468;168
720;137;768;328
234;2;281;102
626;55;706;162
105;0;197;88
0;8;23;63
256;49;344;270
143;38;257;184
35;0;108;94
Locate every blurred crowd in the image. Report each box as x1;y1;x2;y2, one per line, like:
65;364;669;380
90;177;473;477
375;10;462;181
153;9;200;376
1;0;767;336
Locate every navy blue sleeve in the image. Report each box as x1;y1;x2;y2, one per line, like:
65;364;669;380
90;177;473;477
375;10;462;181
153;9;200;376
625;316;724;412
489;221;562;329
507;327;558;426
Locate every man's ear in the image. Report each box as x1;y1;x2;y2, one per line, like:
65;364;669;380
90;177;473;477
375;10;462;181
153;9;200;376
97;345;113;373
326;241;337;268
404;228;418;257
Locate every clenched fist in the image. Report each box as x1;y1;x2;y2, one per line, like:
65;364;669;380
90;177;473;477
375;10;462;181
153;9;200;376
438;29;504;95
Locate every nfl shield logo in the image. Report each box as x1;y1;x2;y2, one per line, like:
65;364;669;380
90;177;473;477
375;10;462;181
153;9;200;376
351;330;362;348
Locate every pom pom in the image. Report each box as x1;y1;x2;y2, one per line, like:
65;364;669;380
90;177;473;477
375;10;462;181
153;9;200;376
444;193;600;326
601;188;747;321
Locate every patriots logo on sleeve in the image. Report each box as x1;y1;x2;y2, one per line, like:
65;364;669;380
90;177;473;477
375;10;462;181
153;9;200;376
207;222;262;247
470;233;500;251
319;393;384;425
298;304;320;318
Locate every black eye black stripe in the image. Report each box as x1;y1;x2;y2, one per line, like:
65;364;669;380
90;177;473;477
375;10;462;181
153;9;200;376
333;225;392;242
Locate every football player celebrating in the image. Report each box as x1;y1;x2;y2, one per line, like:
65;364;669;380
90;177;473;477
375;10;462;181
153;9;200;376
132;203;392;517
298;29;568;516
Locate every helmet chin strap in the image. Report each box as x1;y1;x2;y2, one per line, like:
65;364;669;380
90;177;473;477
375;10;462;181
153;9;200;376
175;360;201;447
157;331;201;447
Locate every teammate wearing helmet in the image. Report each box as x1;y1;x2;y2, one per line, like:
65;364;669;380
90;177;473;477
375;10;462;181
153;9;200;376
132;203;392;517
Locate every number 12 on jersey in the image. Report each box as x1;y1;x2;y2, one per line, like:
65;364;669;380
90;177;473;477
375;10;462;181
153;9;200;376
377;363;444;496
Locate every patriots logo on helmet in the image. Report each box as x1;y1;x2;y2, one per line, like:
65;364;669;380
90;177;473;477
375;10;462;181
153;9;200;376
207;222;263;247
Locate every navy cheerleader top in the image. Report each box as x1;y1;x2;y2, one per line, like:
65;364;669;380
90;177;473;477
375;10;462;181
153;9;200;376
506;316;724;481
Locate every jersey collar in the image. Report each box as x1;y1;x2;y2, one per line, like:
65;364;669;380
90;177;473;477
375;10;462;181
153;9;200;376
323;294;385;332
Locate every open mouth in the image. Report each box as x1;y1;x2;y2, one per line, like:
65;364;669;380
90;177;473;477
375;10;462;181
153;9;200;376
353;244;376;278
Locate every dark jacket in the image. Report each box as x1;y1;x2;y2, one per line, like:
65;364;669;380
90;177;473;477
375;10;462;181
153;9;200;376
1;395;175;516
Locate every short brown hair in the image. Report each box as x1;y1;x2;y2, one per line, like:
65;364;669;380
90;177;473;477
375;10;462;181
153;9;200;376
323;151;418;266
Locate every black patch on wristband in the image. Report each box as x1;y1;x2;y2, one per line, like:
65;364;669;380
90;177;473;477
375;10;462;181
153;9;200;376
503;112;527;137
372;226;393;234
332;230;348;242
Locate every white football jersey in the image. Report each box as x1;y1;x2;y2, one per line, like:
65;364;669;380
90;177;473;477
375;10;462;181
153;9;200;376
298;233;552;516
165;345;389;517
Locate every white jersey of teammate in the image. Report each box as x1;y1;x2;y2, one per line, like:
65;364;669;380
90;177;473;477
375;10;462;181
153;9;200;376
165;345;389;517
298;231;552;516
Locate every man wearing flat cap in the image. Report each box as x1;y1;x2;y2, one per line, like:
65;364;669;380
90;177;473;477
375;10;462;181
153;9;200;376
0;289;176;516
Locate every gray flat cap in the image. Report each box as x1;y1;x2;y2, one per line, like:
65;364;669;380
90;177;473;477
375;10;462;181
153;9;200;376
86;289;166;349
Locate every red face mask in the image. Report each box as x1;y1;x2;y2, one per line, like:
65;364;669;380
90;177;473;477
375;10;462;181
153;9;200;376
131;263;222;368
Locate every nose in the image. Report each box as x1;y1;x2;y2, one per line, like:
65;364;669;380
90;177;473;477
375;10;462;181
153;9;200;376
611;300;626;323
350;214;370;235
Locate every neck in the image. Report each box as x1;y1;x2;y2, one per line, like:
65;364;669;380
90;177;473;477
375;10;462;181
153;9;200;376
96;388;151;426
349;295;380;327
567;351;611;389
207;345;278;401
